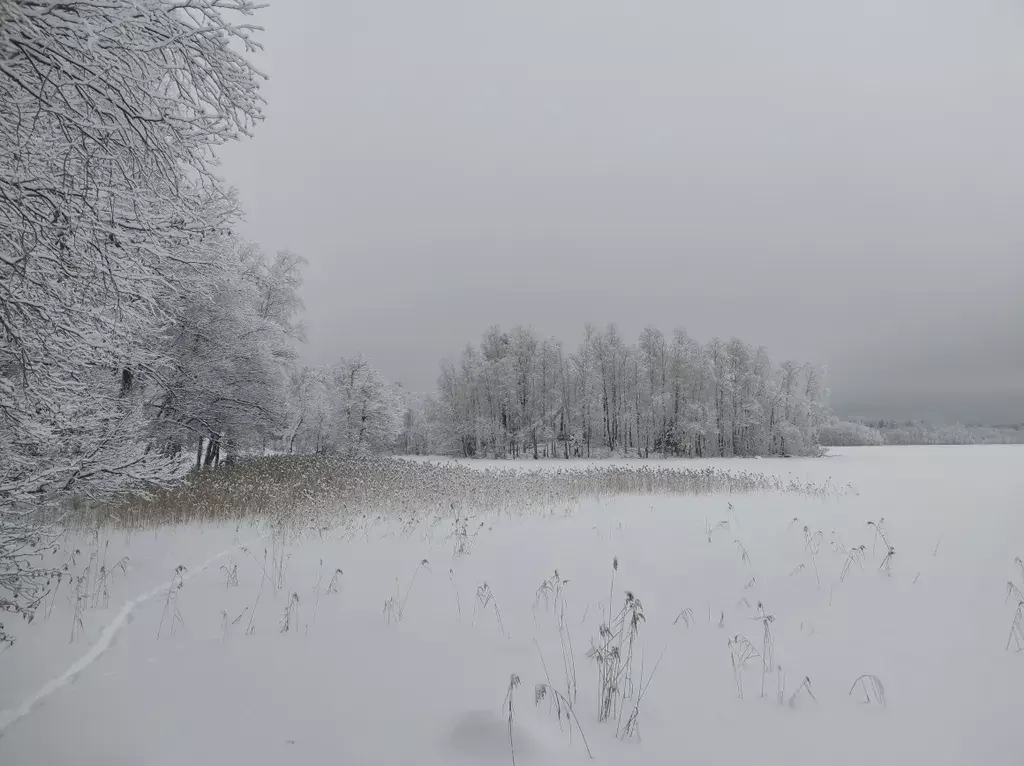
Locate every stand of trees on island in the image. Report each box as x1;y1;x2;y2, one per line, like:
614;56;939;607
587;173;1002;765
421;325;828;459
280;325;830;462
282;336;1024;461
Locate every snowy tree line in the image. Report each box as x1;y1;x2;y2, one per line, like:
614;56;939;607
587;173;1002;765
0;0;312;518
0;0;338;641
413;325;829;459
818;419;1024;447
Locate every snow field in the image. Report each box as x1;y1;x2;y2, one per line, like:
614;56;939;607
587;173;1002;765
1;447;1022;765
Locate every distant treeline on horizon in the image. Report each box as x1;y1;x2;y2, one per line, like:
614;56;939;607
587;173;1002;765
818;419;1024;447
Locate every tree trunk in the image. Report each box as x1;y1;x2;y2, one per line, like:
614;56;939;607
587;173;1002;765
204;434;220;468
288;413;304;454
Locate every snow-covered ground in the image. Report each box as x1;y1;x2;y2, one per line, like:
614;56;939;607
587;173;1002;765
2;446;1023;764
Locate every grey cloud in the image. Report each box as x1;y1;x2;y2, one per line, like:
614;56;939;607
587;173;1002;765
219;0;1024;424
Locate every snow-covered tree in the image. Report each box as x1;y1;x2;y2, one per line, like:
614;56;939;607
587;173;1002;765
394;389;441;455
283;358;403;458
149;240;307;466
284;367;331;455
328;356;402;457
1;0;267;506
1;0;273;638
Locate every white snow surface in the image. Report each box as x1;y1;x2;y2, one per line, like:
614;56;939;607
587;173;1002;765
1;446;1023;764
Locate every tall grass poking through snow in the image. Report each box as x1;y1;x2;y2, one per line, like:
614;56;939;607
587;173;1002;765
450;510;476;558
840;546;868;582
867;518;890;557
534;683;594;759
69;576;85;643
327;567;343;595
533;570;577;705
504;674;520;766
728;635;761;699
849;674;887;706
241;547;269;636
156;565;187;639
384;559;430;624
448;569;462;620
587;575;646;729
673;607;695;627
755;602;775;698
803;526;823;589
788;676;819;708
473;582;507;637
279;593;299;633
1006;557;1024;610
1008;604;1024;651
705;518;729;543
619;648;667;741
221;564;238;588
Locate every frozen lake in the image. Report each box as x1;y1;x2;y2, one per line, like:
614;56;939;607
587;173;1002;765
2;446;1022;765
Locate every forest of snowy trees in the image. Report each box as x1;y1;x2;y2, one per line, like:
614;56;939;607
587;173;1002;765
0;0;323;635
0;0;307;514
418;325;829;459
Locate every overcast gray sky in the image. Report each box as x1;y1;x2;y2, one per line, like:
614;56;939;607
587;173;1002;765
219;0;1024;424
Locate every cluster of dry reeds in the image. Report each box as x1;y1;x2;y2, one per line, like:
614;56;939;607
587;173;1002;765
68;456;849;530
